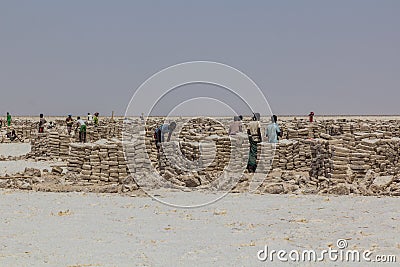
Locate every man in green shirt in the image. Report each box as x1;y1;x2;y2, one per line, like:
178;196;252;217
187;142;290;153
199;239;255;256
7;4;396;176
6;112;11;127
93;112;99;126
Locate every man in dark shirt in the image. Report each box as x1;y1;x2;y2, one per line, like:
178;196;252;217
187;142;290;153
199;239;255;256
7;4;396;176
38;114;47;133
66;115;74;135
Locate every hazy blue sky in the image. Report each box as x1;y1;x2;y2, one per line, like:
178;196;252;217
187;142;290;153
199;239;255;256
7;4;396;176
1;1;399;116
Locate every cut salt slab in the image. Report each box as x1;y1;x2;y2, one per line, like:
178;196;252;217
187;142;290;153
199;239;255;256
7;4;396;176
372;176;394;188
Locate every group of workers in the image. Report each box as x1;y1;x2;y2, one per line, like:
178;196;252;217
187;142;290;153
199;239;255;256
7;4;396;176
229;113;281;142
152;113;284;173
36;113;99;142
1;112;100;143
3;110;314;172
65;112;99;143
3;112;100;144
38;113;100;143
228;113;282;172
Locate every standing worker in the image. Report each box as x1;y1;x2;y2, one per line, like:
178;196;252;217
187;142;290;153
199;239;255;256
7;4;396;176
308;112;315;123
66;115;74;135
229;116;243;135
266;115;282;143
38;114;47;133
93;112;99;126
76;116;87;143
6;112;11;127
247;113;262;173
87;113;93;125
154;122;176;151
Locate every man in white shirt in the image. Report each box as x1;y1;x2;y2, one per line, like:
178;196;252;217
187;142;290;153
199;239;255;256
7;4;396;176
76;116;87;143
87;113;93;125
229;116;243;135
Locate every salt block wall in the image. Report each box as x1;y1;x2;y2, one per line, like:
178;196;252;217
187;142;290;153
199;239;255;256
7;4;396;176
17;117;400;188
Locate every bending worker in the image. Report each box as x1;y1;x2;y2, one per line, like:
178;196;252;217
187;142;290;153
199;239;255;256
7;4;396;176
154;121;176;152
154;121;176;170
